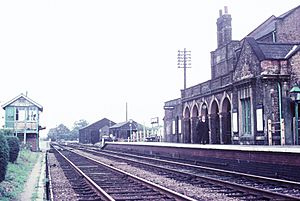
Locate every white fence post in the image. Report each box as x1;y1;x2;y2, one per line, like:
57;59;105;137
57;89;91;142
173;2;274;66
280;119;285;145
268;119;272;145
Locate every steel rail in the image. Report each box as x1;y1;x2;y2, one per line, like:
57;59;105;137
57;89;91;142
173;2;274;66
52;146;115;201
77;146;300;201
45;152;54;201
65;148;197;201
100;148;300;187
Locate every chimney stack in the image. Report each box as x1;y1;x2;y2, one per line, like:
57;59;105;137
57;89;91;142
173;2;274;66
224;6;228;14
216;6;232;47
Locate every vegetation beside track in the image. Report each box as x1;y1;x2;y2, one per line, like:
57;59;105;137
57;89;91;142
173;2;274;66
0;149;40;201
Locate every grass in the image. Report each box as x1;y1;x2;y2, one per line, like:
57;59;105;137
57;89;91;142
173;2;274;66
0;149;40;201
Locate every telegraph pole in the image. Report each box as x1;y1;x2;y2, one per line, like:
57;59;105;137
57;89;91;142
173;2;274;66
177;48;191;93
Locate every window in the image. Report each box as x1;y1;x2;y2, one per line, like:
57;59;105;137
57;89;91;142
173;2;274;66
15;108;26;121
19;109;26;121
16;108;19;121
172;120;176;134
241;98;251;134
27;107;37;121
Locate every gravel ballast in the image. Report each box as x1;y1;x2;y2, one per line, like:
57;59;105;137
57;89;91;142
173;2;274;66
75;150;240;201
48;152;78;201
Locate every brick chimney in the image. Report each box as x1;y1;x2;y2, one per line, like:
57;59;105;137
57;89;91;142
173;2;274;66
217;6;232;47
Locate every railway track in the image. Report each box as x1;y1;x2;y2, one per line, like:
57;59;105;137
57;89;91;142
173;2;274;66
50;145;196;201
67;144;300;201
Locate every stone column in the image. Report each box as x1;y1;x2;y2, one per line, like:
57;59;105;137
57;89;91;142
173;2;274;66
219;113;224;144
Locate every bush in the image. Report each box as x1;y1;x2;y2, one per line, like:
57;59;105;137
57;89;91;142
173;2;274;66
0;134;9;183
6;136;20;163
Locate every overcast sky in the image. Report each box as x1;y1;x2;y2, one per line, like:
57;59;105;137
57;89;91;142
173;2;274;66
0;0;299;136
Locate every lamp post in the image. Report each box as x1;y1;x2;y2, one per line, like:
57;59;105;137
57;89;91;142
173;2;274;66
129;119;132;142
290;84;300;145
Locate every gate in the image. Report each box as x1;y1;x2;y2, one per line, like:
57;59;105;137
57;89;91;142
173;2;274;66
267;119;285;145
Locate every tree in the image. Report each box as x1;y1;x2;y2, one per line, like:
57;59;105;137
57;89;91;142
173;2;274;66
0;129;14;136
70;119;88;140
6;136;20;163
47;120;88;141
47;124;71;141
47;128;58;141
0;134;9;182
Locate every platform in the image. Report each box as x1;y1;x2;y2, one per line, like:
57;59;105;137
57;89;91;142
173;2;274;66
103;142;300;181
105;141;300;153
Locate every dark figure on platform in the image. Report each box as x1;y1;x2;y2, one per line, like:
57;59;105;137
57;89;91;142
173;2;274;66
196;116;209;144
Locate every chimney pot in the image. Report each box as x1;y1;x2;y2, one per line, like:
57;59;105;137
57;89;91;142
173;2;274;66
219;9;222;17
224;6;228;14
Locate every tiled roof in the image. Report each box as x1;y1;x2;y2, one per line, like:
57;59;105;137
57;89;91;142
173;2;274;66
110;121;129;128
248;5;300;41
245;37;299;61
80;118;116;130
258;43;298;59
247;16;276;40
109;120;144;130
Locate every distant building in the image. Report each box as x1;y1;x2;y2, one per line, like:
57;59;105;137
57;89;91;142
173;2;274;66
79;118;115;144
2;93;43;151
109;119;144;141
164;5;300;145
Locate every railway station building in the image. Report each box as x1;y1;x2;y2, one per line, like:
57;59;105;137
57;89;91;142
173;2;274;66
79;118;116;144
109;119;145;141
2;93;43;151
164;5;300;145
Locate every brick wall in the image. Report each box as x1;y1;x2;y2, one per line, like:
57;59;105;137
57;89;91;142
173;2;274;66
290;51;300;84
26;133;38;151
277;8;300;43
211;41;239;79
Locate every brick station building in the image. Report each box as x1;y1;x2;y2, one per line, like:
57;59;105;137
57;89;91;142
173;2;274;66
164;5;300;145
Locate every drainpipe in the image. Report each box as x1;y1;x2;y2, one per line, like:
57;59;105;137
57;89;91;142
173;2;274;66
272;31;276;43
278;82;283;143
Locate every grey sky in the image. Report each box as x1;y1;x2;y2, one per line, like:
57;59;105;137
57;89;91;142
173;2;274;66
0;0;299;137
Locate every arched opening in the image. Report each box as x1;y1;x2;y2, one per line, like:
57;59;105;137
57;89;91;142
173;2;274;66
221;98;232;144
191;105;199;143
210;100;220;144
183;107;191;143
200;103;209;144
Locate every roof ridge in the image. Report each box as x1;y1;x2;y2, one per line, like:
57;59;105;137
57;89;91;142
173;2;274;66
277;5;300;19
244;37;265;61
257;41;300;45
1;93;43;111
247;15;276;37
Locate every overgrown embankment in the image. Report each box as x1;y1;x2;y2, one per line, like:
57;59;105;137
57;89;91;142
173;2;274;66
0;149;40;201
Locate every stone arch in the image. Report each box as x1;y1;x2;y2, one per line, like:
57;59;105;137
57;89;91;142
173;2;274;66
220;96;232;144
183;105;191;143
209;96;220;114
210;99;221;144
191;103;199;143
199;102;209;144
191;102;199;117
183;104;191;118
200;101;209;117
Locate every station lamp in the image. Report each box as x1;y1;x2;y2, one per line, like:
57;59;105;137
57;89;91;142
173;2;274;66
290;83;300;145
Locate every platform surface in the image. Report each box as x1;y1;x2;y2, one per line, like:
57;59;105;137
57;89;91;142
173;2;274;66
105;142;300;153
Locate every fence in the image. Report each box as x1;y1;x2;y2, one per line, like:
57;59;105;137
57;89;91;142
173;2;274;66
267;119;285;145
